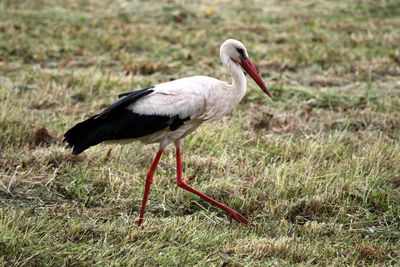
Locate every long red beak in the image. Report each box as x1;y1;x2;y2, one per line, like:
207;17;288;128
240;58;272;99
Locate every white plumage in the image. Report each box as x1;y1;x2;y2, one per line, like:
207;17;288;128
128;76;224;148
64;39;272;226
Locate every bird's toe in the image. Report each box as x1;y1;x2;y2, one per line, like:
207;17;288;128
228;210;249;225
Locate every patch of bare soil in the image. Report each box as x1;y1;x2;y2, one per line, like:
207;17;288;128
30;127;57;147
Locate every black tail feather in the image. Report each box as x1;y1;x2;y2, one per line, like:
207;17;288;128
64;115;108;154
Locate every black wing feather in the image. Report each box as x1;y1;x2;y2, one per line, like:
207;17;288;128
98;87;154;119
118;86;155;98
64;86;189;155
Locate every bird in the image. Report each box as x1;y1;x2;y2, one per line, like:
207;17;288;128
64;39;272;226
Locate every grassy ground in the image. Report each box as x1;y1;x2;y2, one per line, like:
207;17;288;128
1;0;400;265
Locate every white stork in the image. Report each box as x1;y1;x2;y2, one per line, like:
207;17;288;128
64;39;272;226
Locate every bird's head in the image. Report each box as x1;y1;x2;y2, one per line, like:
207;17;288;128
220;39;272;99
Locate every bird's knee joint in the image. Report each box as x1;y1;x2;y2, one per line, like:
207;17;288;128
176;180;187;188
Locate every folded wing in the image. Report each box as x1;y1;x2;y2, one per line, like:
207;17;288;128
64;85;206;154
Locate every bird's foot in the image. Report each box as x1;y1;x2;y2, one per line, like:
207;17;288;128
228;210;249;225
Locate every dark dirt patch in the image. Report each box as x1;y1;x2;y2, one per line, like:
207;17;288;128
30;127;57;147
253;113;274;130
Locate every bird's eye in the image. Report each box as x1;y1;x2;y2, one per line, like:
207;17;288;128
236;48;244;55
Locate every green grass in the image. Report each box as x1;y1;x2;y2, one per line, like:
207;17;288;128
1;0;400;265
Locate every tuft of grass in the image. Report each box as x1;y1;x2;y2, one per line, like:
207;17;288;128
1;0;400;265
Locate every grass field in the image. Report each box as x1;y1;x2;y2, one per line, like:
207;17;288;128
1;0;400;265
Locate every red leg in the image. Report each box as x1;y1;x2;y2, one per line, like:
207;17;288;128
138;149;163;226
175;147;249;224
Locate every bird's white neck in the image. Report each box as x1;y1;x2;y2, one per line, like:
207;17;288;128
221;54;247;98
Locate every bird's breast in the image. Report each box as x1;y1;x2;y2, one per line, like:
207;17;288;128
200;85;246;121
